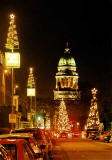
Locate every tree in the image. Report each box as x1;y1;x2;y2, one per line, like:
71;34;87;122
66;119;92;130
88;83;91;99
85;88;100;131
57;99;71;134
27;68;35;88
6;14;19;50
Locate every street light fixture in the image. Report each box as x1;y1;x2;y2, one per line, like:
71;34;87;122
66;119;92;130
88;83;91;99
14;84;19;94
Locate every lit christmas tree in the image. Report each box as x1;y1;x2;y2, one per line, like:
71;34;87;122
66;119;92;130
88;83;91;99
85;88;100;131
57;99;71;134
27;68;36;122
27;68;35;88
6;14;19;51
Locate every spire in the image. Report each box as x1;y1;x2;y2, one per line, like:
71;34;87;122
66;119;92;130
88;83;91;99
64;41;70;53
5;13;19;51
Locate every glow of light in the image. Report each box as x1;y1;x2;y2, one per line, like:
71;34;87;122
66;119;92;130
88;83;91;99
37;116;41;121
15;85;19;89
91;88;98;95
4;69;8;74
10;13;15;19
30;67;33;73
27;88;35;96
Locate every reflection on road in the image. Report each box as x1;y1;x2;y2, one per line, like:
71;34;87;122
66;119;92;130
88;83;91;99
52;138;112;160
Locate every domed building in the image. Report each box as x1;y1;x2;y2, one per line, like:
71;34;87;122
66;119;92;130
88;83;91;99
54;44;80;100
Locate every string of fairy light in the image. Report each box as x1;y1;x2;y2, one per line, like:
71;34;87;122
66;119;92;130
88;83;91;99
57;99;71;133
6;14;19;51
85;88;100;130
27;68;35;88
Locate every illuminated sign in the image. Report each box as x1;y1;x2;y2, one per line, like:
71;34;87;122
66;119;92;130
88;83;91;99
27;88;35;96
5;52;20;68
9;114;16;123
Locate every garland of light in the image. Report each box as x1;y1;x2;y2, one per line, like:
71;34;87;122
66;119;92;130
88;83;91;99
85;88;100;130
57;99;71;134
6;14;19;50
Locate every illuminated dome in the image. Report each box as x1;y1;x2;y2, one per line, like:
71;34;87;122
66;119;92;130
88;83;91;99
58;47;76;67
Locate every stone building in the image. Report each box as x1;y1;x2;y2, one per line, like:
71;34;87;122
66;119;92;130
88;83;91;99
54;44;80;100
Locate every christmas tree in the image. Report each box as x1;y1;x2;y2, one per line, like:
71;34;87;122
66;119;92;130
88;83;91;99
6;14;19;51
86;88;100;131
57;99;71;134
27;68;35;88
27;67;36;121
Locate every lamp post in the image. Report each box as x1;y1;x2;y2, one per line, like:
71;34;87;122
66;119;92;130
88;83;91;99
5;13;20;129
14;84;19;94
27;68;36;123
3;69;9;105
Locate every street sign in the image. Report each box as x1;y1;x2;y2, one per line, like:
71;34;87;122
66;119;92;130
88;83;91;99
5;52;20;68
9;114;16;123
27;88;35;96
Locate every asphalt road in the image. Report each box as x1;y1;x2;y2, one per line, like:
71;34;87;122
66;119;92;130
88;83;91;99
52;138;112;160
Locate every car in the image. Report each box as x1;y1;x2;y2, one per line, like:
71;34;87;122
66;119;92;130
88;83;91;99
88;134;96;140
0;133;43;159
0;138;42;160
104;135;111;143
0;144;12;160
41;129;54;158
101;132;112;143
109;136;112;143
11;128;53;159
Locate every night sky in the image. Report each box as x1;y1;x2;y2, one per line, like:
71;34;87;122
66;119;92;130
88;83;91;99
0;0;112;99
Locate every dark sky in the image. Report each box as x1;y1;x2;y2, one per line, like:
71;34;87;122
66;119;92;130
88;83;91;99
0;0;112;99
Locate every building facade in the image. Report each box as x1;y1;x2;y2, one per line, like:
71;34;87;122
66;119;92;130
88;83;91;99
0;51;11;106
54;45;80;100
0;51;6;106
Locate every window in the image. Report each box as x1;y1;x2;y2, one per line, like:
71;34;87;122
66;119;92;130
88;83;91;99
3;144;17;160
23;143;34;160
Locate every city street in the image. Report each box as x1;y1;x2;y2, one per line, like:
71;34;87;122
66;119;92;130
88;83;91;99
52;138;112;160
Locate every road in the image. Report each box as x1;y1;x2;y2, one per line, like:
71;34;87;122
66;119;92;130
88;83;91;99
52;138;112;160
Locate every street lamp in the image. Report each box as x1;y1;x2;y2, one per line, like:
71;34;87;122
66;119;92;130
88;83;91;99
27;67;36;123
77;122;80;130
5;13;20;129
14;84;19;94
3;69;9;105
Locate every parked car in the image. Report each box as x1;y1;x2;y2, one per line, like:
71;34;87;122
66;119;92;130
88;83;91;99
104;134;111;143
0;138;42;160
100;132;112;143
0;144;12;160
41;129;54;158
109;135;112;143
88;134;96;140
0;133;43;159
90;133;100;140
11;128;53;159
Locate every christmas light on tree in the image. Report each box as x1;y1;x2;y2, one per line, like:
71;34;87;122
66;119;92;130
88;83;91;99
6;13;19;51
86;88;100;131
57;99;71;134
27;68;35;88
5;13;20;130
